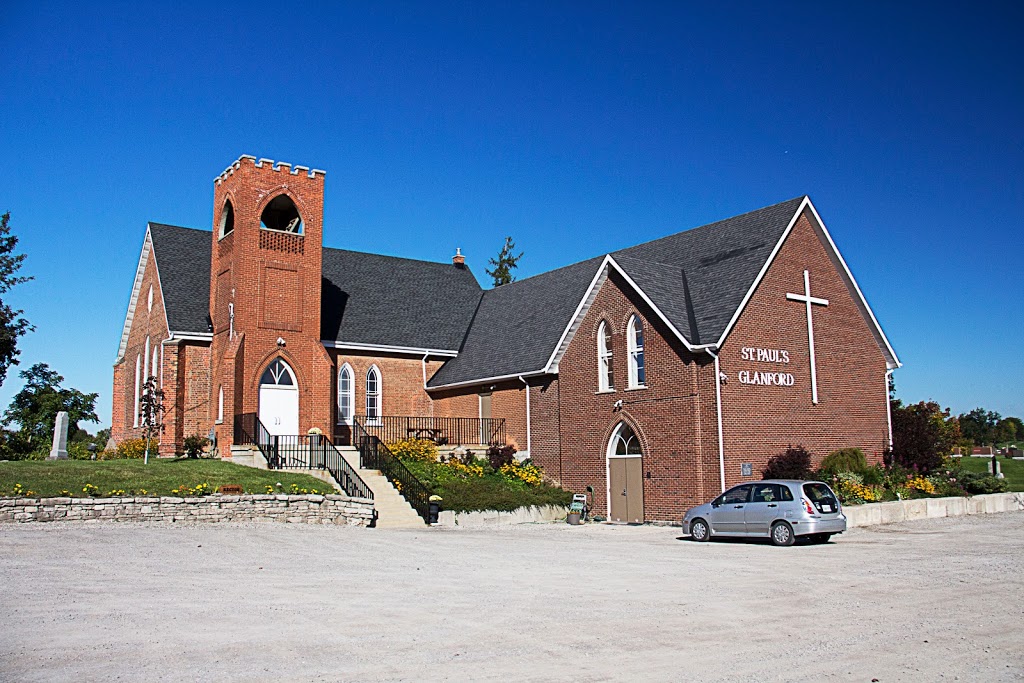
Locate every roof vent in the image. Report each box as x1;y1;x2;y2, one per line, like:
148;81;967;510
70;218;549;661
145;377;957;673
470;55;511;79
452;247;465;267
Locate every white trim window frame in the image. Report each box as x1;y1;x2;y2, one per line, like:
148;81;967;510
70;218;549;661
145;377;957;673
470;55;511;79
338;363;354;425
365;365;382;426
627;315;646;388
597;320;614;392
217;385;224;424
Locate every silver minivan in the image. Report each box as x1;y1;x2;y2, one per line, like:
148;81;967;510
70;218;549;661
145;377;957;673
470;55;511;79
681;480;846;546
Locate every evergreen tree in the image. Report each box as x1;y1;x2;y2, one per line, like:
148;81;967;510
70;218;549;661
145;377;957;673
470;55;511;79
485;236;523;287
0;212;33;387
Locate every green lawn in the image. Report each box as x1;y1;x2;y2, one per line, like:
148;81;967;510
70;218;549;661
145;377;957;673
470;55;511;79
0;459;338;498
959;456;1024;492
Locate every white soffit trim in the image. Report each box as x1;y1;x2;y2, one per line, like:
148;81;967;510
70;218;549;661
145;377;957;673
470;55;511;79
322;340;458;358
168;332;213;342
426;369;548;392
115;228;152;363
713;196;900;369
542;255;710;374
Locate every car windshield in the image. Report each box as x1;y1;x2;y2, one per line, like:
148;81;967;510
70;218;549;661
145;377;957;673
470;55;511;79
803;483;839;513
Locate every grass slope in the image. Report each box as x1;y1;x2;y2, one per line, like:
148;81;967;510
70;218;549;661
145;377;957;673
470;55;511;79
959;456;1024;492
0;459;338;497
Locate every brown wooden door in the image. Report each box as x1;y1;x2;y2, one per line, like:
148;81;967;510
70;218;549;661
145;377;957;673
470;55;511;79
609;457;644;523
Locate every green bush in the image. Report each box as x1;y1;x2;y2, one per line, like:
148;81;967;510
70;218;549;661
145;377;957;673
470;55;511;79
182;434;211;459
818;448;868;477
862;464;885;486
957;471;1008;495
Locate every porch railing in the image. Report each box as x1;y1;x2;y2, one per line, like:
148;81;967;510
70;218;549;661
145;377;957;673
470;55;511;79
337;415;505;447
352;417;431;523
234;413;373;501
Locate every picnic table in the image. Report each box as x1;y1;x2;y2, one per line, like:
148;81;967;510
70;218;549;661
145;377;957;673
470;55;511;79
407;427;448;445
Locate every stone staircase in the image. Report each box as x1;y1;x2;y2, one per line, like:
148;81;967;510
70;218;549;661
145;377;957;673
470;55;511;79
336;446;425;529
228;443;425;529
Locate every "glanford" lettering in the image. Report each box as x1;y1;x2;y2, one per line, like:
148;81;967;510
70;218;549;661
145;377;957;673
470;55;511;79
738;370;795;386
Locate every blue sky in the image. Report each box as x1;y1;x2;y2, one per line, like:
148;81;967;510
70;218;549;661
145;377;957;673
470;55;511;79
1;1;1021;429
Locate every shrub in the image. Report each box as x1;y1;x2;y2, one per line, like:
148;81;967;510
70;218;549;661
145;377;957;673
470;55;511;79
818;448;868;477
957;471;1008;495
762;446;813;480
182;434;211;459
389;438;438;462
487;443;517;470
862;464;885;486
103;439;157;460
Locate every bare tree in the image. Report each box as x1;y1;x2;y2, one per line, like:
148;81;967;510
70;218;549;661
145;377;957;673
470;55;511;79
139;376;164;465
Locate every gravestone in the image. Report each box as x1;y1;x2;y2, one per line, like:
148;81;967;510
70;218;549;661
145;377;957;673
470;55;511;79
48;411;69;460
988;458;1004;479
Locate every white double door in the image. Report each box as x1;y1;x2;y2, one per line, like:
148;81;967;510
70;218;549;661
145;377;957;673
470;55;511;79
258;385;299;436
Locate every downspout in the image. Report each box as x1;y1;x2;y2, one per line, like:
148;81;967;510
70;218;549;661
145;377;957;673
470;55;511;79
704;348;726;493
885;369;894;449
519;376;532;457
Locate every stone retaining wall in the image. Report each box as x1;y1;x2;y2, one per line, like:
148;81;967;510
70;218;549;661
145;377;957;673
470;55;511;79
844;492;1024;528
0;494;374;526
436;504;566;527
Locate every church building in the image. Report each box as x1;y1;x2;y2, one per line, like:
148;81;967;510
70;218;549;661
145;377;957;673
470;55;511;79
111;154;900;523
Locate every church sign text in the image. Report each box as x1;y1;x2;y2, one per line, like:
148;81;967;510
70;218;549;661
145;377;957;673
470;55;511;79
738;346;795;387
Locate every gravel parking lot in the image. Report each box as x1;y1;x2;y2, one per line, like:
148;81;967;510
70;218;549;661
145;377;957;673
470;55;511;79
2;512;1023;682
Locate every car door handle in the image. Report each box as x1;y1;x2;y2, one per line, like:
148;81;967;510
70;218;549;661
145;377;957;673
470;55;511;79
767;504;777;508
733;505;744;509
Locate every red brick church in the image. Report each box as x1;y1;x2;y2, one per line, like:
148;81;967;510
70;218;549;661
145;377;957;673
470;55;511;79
111;154;900;522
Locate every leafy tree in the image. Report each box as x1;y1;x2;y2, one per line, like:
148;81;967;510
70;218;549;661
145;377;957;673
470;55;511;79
890;400;960;474
485;236;523;287
958;407;1002;445
1000;417;1023;444
139;376;164;464
0;212;33;387
762;446;813;479
1;363;98;452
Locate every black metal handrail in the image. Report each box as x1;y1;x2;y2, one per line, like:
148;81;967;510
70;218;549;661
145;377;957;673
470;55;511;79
352;417;431;523
234;413;373;501
339;415;505;447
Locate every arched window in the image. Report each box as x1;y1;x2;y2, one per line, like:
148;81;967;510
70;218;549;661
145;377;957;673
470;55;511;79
609;422;642;456
260;194;303;234
598;320;614;392
133;354;141;427
365;366;381;425
219;199;235;237
338;363;354;425
217;386;224;423
260;358;295;386
147;285;153;312
144;337;151;382
627;315;646;388
152;346;159;384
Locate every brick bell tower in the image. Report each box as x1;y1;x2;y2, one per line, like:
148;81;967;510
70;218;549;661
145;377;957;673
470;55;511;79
208;155;334;451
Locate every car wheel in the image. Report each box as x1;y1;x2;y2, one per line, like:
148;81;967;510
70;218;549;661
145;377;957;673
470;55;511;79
690;518;710;542
809;533;832;544
770;521;795;547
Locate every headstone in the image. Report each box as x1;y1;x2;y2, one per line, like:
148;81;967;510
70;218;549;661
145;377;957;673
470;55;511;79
988;459;1003;479
48;411;69;460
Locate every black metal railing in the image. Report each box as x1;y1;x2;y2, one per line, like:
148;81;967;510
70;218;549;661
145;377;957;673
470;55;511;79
234;413;373;501
352;417;431;523
337;415;505;447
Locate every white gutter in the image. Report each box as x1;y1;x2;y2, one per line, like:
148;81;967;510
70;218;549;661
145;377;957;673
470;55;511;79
705;347;727;493
519;376;532;457
322;340;458;357
427;369;548;392
885;369;894;448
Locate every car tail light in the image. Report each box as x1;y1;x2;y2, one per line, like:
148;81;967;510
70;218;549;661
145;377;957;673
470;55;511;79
803;498;815;515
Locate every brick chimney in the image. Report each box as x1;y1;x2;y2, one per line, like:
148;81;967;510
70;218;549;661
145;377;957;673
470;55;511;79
452;247;465;267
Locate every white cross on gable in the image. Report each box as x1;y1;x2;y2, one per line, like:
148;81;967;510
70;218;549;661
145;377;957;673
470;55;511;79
786;270;829;404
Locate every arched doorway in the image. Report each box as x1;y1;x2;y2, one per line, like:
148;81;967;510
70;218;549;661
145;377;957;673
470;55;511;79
259;358;299;436
607;422;644;523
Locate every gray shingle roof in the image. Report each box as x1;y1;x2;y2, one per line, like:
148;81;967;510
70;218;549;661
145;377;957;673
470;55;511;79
427;256;605;387
426;197;805;387
147;224;483;349
148;223;213;334
321;249;482;350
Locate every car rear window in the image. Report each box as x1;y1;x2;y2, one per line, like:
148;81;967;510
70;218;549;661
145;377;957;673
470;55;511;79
803;483;839;513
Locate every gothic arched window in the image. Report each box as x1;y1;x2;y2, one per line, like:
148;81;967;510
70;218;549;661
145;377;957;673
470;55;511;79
365;366;381;424
338;363;354;425
627;315;646;388
598;320;613;392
